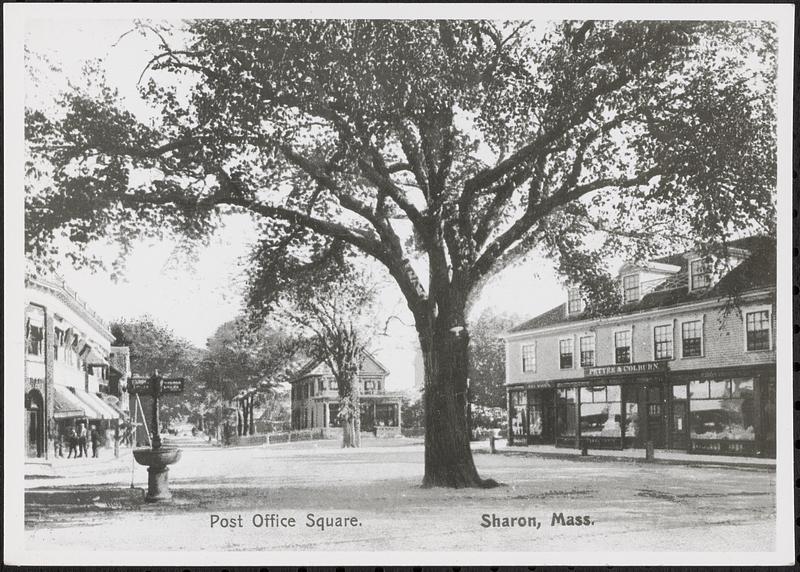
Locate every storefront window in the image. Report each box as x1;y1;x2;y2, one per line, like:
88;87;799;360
510;390;527;438
690;377;755;441
579;385;622;437
556;388;576;437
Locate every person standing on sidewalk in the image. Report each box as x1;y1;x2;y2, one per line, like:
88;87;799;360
66;426;77;458
77;422;88;458
90;425;100;458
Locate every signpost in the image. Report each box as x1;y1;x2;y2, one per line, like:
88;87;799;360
130;371;186;502
128;373;185;449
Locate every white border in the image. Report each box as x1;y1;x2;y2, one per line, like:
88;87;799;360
4;2;795;567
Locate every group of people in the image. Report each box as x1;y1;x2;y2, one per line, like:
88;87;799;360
52;421;102;459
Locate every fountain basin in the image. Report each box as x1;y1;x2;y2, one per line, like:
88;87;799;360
133;447;182;467
133;447;182;502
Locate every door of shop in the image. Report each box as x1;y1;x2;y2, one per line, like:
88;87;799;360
25;390;44;458
643;385;667;448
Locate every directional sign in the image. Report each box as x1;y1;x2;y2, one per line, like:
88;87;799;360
161;378;185;394
128;376;185;395
129;377;151;394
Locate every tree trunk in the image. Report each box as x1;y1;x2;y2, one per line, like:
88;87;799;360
338;366;361;448
420;300;499;489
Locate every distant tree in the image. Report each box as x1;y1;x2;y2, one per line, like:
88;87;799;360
468;310;522;409
110;315;203;426
401;394;425;429
253;261;381;448
198;317;300;399
27;20;776;486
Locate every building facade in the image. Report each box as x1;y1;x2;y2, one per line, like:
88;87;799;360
25;276;129;459
290;352;403;438
503;237;776;458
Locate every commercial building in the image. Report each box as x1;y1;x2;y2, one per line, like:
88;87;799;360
290;351;403;438
503;236;776;458
25;275;129;459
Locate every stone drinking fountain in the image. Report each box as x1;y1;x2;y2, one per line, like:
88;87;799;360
132;372;184;502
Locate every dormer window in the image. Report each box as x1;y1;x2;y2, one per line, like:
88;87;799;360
622;274;640;304
567;288;583;315
689;257;711;291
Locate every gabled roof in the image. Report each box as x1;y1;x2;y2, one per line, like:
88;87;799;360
291;350;389;383
508;236;775;335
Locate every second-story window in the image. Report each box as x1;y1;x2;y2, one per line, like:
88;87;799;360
689;258;711;290
318;379;325;392
567;288;583;315
622;274;640;304
745;310;771;351
579;336;595;367
521;344;536;372
681;320;703;357
364;379;375;392
309;381;315;397
329;378;338;390
559;338;573;369
653;324;673;360
26;324;44;356
615;331;631;364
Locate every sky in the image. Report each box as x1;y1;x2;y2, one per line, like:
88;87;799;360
24;18;578;392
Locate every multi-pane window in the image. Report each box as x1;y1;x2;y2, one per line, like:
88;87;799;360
614;331;631;364
567;288;583;314
579;336;595;367
329;378;338;390
318;379;325;392
690;258;711;290
26;325;44;356
522;344;536;372
559;338;573;369
622;274;640;304
745;310;771;351
653;324;673;360
681;320;703;357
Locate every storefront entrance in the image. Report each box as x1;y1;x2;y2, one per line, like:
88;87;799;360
644;385;667;448
26;390;45;458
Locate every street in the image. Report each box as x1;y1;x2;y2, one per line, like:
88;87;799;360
25;438;776;552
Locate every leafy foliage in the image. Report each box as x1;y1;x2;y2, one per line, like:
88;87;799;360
196;316;301;400
467;310;522;408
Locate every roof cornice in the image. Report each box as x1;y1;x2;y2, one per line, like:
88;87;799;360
26;276;115;342
502;287;775;340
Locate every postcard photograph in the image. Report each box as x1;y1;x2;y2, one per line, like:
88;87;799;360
3;3;795;567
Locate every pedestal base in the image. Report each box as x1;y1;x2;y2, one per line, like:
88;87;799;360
133;447;182;503
145;465;172;502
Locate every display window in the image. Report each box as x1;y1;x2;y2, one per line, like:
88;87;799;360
579;385;622;437
689;377;755;441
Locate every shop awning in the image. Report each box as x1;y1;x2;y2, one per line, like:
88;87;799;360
105;399;129;419
95;393;125;418
86;348;108;366
71;387;117;419
54;385;86;419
